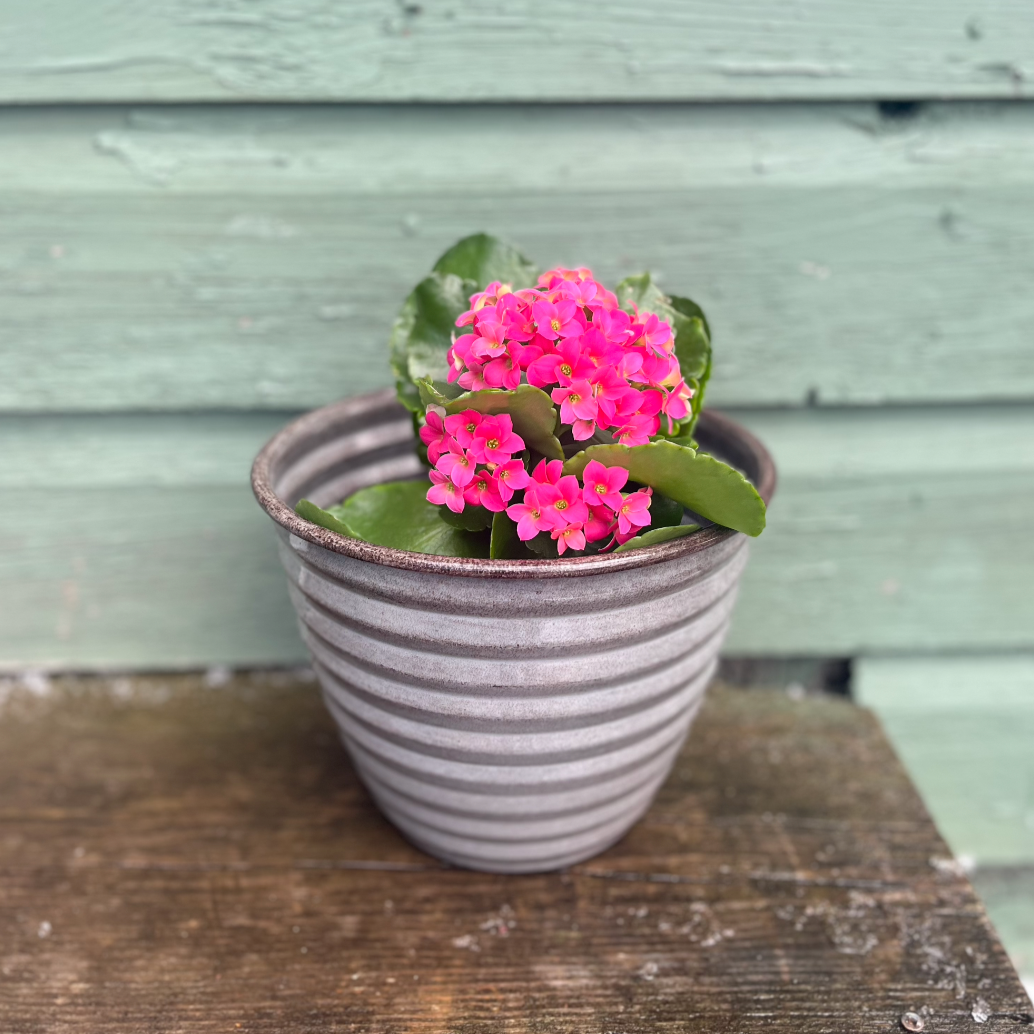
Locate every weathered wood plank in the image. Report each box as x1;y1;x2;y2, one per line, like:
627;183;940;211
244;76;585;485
0;674;1029;1032
3;103;1034;411
857;656;1034;866
2;404;1033;668
0;1;1032;102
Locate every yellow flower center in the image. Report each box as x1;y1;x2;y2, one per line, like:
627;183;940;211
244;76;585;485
556;499;567;510
560;363;572;377
595;483;607;495
487;438;499;451
550;318;562;334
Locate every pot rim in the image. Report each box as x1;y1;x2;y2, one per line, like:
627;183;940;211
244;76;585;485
252;389;777;580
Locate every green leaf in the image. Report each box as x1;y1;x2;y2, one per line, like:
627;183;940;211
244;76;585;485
670;294;712;437
648;489;685;529
427;383;564;461
416;377;454;409
389;235;540;414
563;441;766;537
669;293;712;384
490;511;526;559
389;272;472;413
440;503;494;533
614;523;702;553
525;531;559;559
432;233;540;291
295;498;358;538
334;480;490;557
615;271;668;316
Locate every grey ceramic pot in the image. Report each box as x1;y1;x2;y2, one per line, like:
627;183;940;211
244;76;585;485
252;389;776;873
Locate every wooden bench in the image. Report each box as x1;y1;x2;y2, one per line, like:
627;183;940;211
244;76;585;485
3;672;1030;1032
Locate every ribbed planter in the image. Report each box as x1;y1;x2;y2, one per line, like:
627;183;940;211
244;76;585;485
252;389;776;873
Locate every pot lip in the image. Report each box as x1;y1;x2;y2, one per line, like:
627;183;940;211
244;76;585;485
252;388;777;580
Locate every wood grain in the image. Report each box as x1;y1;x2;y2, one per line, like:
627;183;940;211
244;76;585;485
0;673;1029;1032
3;404;1033;668
0;1;1032;102
3;103;1034;411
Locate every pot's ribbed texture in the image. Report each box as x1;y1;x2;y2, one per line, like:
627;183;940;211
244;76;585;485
253;390;775;873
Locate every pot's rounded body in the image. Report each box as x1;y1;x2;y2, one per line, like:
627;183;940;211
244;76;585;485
253;390;775;873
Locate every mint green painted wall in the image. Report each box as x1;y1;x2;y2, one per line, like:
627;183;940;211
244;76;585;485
0;1;1031;102
3;104;1034;411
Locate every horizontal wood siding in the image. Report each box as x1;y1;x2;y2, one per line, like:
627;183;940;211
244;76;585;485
0;2;1032;102
3;104;1034;412
4;404;1032;668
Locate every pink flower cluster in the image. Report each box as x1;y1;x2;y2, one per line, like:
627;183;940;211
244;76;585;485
420;405;653;555
446;267;693;444
507;459;652;555
421;408;531;515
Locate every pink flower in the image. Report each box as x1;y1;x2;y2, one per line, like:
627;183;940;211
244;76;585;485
464;469;506;512
427;469;465;513
558;277;597;307
515;340;545;370
502;303;537;343
551;379;598;438
536;474;589;530
459;281;510;323
631;352;680;389
661;378;694;431
538;267;592;291
531;458;564;485
590;305;632;344
469;414;525;465
579;326;624;371
443;410;483;449
432;268;696;497
616;489;652;537
584;504;616;543
618;349;644;380
507;490;555;541
614;411;659;446
457;361;488;391
435;444;477;488
581;459;628;510
469;318;508;360
419;409;447;464
494;458;531;502
552;522;586;555
641;313;674;356
533;299;583;341
447;334;477;383
636;389;663;418
526;337;593;389
482;343;524;390
590;366;640;428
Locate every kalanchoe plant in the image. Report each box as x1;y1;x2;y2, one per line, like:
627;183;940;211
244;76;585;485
296;234;766;559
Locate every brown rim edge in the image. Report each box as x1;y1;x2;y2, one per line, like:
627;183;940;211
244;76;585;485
251;389;777;580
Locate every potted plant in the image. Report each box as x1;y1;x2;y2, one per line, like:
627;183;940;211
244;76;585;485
252;234;775;873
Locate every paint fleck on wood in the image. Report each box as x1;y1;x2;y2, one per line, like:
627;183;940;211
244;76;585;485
0;673;1029;1031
